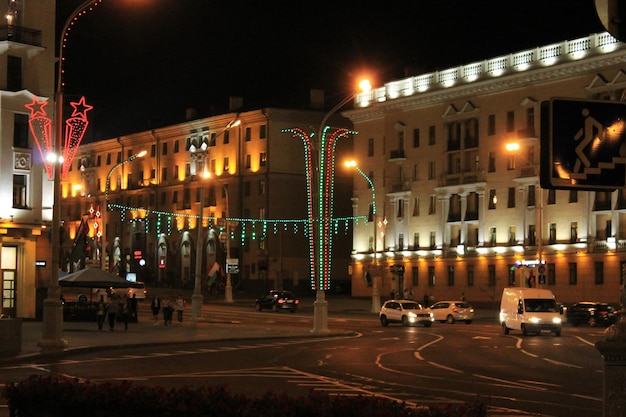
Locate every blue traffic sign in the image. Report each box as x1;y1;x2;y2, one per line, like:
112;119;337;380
541;98;626;190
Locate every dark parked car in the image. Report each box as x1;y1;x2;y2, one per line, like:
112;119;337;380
255;290;299;312
566;302;618;327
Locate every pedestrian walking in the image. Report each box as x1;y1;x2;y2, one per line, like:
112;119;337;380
150;295;161;325
107;295;119;331
162;296;173;326
423;293;429;307
96;295;107;331
390;289;395;300
176;295;185;323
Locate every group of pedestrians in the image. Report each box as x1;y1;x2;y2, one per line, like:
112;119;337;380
150;294;185;326
95;292;137;331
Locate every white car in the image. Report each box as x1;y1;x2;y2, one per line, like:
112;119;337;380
429;301;474;324
379;300;433;327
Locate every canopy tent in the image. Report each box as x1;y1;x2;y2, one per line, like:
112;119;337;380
59;267;134;289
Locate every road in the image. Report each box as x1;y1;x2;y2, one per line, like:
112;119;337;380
0;304;608;417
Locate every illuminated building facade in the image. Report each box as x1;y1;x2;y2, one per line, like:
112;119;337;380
60;108;353;295
0;0;56;318
345;32;626;305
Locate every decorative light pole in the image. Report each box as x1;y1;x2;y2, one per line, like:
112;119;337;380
344;160;379;312
40;0;105;351
283;81;369;335
102;150;147;272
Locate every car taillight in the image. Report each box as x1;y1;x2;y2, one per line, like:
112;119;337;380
295;300;299;304
453;307;459;313
278;299;284;304
599;311;607;316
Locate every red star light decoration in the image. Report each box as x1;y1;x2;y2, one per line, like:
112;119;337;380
62;96;93;179
25;96;54;179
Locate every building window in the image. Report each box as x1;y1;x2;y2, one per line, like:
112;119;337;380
549;223;556;244
467;265;474;286
173;165;179;179
223;157;229;172
174;140;179;153
209;132;216;147
569;262;577;285
14;114;29;148
428;265;435;286
595;261;604;285
428;126;436;145
488;114;496;135
245;154;251;168
413;128;420;147
413;232;419;249
447;266;454;286
245;127;252;141
506;111;515;132
172;190;178;204
429;231;436;249
259;152;267;167
489;227;496;246
162;142;168;155
548;263;556;285
488;189;497;209
428;161;435;179
507;187;515;208
570;222;578;243
569;190;578;203
12;174;27;208
412;197;419;217
507;154;516;170
488;152;495;172
161;167;167;181
412;163;419;181
508;264;516;285
368;138;374;156
223;130;230;144
398;233;404;250
508;226;516;244
260;124;267;139
412;266;418;286
429;195;436;215
7;55;22;91
259;179;266;195
527;185;536;207
547;189;556;204
396;199;404;219
244;181;251;196
488;264;496;286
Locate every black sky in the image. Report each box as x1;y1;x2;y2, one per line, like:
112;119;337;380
57;0;606;141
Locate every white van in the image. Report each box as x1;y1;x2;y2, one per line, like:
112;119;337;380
500;287;562;336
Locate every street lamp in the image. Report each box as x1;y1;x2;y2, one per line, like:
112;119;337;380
102;150;147;272
344;160;379;312
506;141;544;286
189;119;240;319
41;0;105;351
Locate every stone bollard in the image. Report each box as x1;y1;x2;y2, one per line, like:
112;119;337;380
0;318;22;357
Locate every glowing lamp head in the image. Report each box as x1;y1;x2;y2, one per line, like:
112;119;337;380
505;142;520;152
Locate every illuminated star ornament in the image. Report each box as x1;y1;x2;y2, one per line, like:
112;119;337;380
62;96;93;179
25;96;54;179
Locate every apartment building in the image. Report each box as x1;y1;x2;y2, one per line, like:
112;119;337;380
345;32;626;305
61;108;354;296
0;0;56;319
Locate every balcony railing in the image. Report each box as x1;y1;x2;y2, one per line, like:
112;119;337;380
389;149;406;160
0;25;42;46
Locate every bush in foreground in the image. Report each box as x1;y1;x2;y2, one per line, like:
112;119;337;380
3;375;486;417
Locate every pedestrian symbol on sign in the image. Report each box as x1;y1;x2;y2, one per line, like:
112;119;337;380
541;98;626;190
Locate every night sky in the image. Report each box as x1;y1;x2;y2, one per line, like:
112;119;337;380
57;0;606;141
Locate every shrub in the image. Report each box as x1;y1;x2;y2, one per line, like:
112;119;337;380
3;375;486;417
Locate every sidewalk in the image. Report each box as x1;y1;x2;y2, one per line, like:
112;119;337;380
3;296;499;363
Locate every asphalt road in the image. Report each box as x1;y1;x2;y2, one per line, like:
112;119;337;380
0;303;609;417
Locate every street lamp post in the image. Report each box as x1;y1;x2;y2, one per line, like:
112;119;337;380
41;0;104;351
345;161;379;312
506;142;544;286
189;119;240;318
102;151;147;272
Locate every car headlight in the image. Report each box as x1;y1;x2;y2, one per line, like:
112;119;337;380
408;312;417;318
553;317;562;324
529;317;540;324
